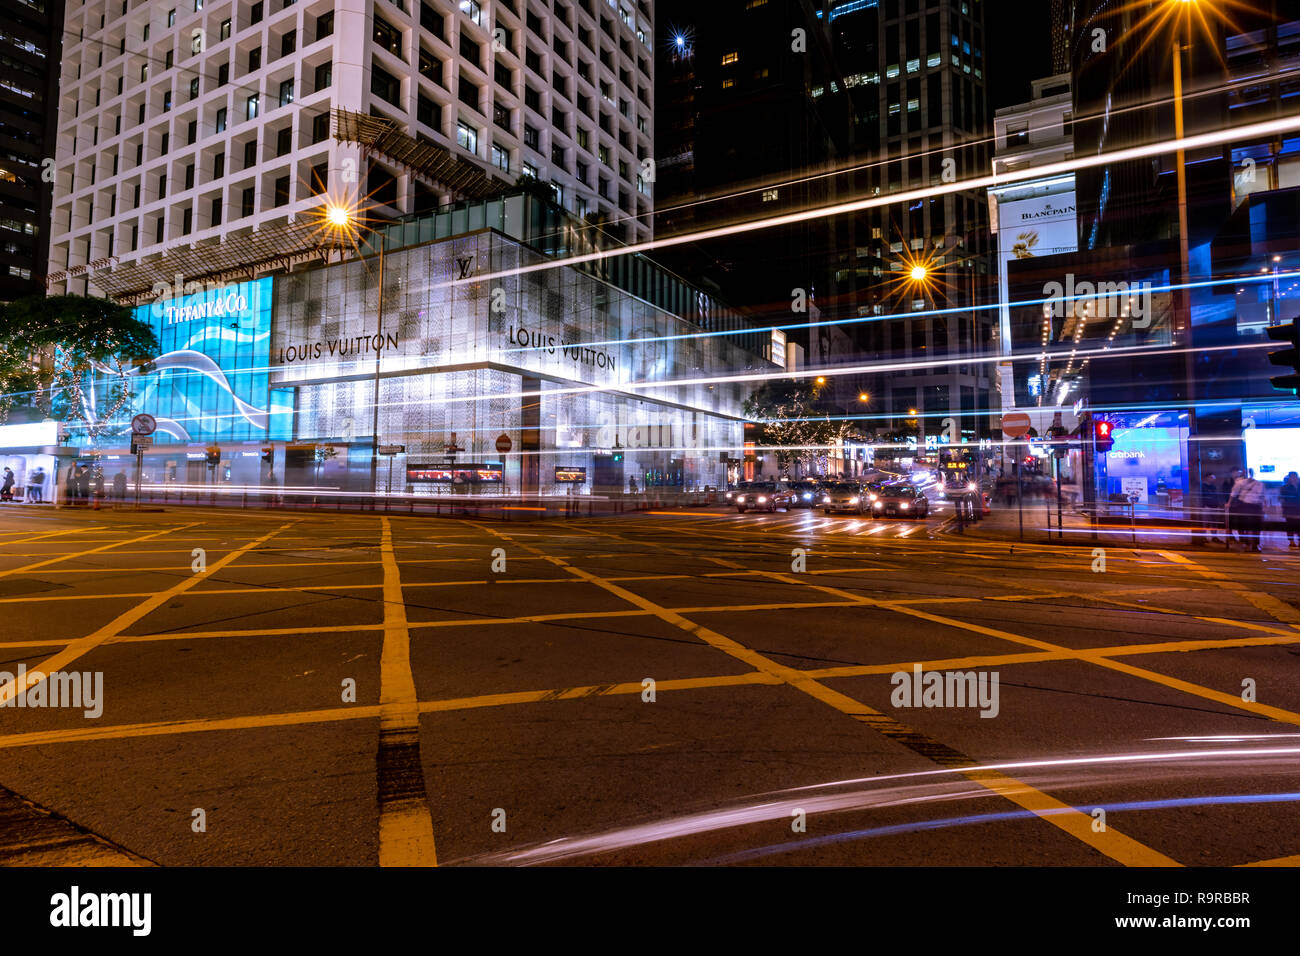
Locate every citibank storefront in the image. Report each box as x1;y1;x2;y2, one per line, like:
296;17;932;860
64;226;766;500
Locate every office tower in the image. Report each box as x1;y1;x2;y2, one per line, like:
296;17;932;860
0;0;63;299
47;0;656;296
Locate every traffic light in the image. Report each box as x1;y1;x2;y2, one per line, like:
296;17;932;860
1266;318;1300;394
205;447;221;467
261;447;274;464
1094;420;1115;453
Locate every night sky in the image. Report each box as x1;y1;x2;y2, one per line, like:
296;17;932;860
983;0;1058;112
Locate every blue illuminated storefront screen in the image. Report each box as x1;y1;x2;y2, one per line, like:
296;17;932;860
123;277;288;444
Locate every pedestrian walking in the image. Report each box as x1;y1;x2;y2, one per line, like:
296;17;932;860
1280;471;1300;550
26;466;44;504
113;470;127;500
1228;469;1266;552
75;465;91;505
0;467;14;502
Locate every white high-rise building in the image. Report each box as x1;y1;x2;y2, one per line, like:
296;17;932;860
48;0;655;296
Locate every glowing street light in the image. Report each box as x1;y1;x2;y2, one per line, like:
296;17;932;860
1118;0;1251;513
910;265;929;282
325;204;353;228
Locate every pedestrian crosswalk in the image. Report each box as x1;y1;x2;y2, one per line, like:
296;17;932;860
638;508;941;538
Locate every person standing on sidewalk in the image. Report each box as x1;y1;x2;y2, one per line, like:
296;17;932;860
1223;468;1243;546
1280;471;1300;550
1229;469;1266;552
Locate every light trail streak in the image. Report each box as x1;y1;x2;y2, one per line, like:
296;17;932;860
702;792;1300;866
439;114;1300;293
27;266;1291;418
580;61;1300;238
456;744;1300;865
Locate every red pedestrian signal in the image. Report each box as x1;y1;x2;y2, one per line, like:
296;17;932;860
1094;420;1114;453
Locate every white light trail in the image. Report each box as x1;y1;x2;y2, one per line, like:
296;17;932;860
441;113;1300;292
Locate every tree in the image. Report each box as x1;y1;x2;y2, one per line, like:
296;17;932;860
0;294;159;434
744;378;860;474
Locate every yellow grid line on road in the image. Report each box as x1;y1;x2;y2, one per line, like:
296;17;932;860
0;524;193;580
4;512;1294;867
0;527;113;548
2;630;1296;754
0;520;292;708
0;582;1277;649
471;526;1181;867
757;568;1300;729
376;516;438;867
1160;551;1300;626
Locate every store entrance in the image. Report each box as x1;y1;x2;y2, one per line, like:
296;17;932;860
592;454;624;495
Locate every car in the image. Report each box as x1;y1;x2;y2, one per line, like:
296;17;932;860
735;481;794;513
789;480;821;508
723;481;753;504
871;482;930;518
821;481;868;515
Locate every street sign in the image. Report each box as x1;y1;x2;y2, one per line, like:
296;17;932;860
131;413;157;436
377;444;405;456
495;432;512;454
1000;411;1032;439
131;434;154;448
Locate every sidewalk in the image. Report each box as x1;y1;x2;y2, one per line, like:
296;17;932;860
942;500;1298;553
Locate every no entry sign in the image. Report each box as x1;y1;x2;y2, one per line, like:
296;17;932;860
1000;411;1032;439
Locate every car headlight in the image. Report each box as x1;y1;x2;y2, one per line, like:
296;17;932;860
849;496;859;504
901;502;910;509
736;496;746;502
822;496;831;503
869;493;878;501
873;501;883;509
725;491;734;499
757;496;768;503
802;493;812;500
968;482;977;491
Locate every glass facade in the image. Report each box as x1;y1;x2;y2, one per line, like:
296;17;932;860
271;228;769;495
69;276;290;449
51;200;771;498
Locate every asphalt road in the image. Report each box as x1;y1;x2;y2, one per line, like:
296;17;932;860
0;501;1297;867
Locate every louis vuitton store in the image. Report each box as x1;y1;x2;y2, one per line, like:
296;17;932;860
65;195;772;500
267;217;773;498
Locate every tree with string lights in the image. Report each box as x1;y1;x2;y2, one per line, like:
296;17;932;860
0;295;158;437
744;377;861;476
